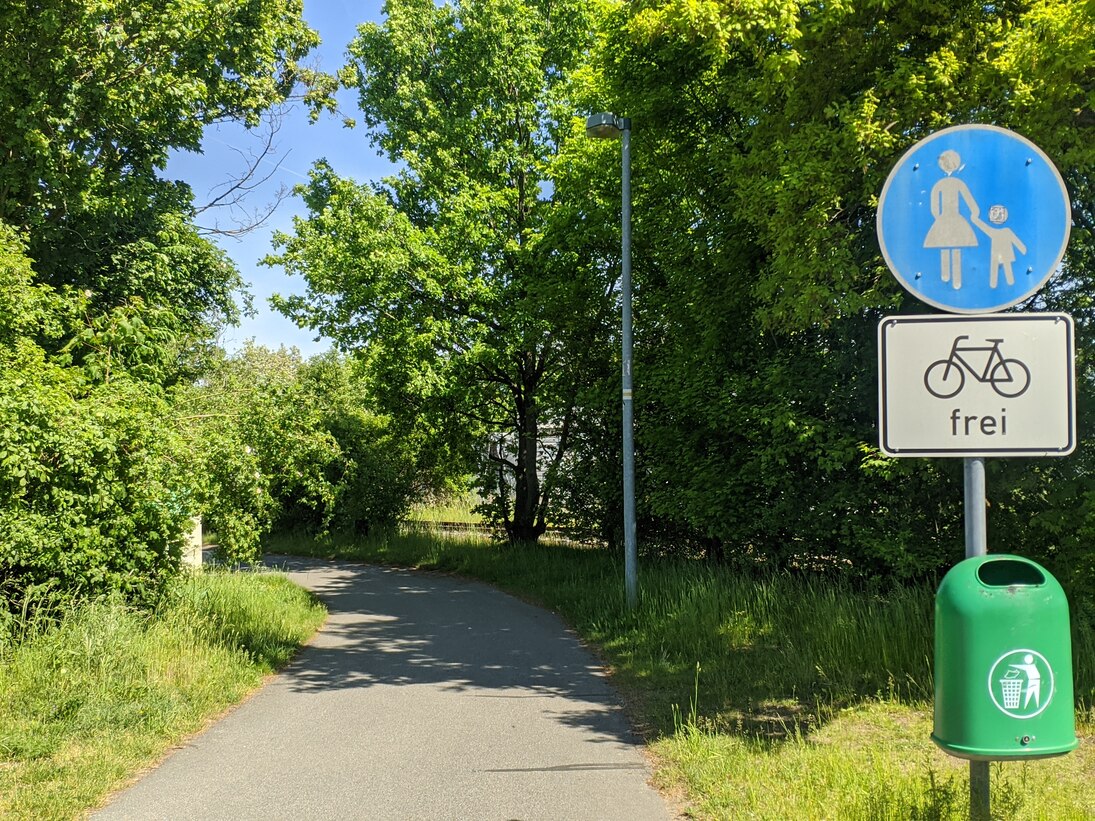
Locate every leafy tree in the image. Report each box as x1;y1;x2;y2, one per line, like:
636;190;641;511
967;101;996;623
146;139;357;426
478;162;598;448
0;0;331;340
572;0;1095;583
176;345;425;562
296;352;425;534
0;1;337;606
270;0;608;542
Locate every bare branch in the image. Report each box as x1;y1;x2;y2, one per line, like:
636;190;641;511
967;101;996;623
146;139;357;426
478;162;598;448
190;107;297;238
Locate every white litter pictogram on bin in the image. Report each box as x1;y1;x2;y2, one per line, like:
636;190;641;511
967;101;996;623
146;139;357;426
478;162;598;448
988;649;1053;719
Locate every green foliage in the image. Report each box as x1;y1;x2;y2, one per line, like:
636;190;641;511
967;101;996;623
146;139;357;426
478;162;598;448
177;345;424;562
0;0;322;317
0;1;337;609
0;226;194;606
0;234;419;604
178;345;326;561
269;0;611;543
6;0;1091;615
547;0;1095;590
299;352;425;533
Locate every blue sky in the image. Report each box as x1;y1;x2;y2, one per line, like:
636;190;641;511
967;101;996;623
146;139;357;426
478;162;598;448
166;0;393;356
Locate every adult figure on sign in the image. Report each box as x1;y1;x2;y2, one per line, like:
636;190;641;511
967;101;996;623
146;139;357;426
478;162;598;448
1011;653;1043;710
923;150;981;289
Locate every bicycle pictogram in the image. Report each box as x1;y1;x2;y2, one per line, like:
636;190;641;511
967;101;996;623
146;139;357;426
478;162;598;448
923;336;1031;399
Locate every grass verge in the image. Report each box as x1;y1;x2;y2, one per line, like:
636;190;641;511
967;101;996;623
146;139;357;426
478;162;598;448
0;569;326;820
268;529;1095;820
406;492;483;524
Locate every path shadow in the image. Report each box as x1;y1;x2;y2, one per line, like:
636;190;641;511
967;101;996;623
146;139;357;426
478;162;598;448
264;556;643;748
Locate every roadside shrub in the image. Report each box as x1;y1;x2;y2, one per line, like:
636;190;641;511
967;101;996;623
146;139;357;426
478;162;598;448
0;352;190;607
0;227;192;609
177;346;423;562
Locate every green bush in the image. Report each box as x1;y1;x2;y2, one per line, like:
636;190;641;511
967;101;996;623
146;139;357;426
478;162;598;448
0;227;193;608
177;346;425;563
0;223;428;607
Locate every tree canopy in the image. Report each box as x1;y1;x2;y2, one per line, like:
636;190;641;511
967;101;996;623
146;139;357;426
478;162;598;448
271;0;613;542
0;0;379;608
0;0;328;333
588;0;1095;585
265;0;1095;600
3;0;1093;609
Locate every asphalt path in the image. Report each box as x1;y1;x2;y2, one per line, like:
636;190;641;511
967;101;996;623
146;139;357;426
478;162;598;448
94;557;673;820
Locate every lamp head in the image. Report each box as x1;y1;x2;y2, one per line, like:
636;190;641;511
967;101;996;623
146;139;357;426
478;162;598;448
586;112;627;138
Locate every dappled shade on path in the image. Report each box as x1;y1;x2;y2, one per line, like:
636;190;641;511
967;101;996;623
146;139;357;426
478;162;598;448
94;557;670;820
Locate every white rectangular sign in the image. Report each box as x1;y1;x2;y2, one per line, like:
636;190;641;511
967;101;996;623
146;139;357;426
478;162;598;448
879;314;1075;457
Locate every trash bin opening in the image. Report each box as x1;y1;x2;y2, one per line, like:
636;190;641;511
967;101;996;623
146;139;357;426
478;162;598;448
977;559;1045;587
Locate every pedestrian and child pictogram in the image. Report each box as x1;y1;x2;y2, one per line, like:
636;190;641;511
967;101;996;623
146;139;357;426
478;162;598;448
989;649;1054;719
877;124;1071;314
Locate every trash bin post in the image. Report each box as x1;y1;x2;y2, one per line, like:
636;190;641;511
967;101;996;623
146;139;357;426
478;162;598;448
963;457;990;820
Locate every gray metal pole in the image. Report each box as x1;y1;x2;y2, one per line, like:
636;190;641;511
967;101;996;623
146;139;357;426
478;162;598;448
969;760;990;821
963;456;990;820
620;119;637;610
964;457;987;558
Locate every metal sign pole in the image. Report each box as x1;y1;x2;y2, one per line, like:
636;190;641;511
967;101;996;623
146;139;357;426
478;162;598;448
964;456;990;820
585;112;638;610
964;457;987;557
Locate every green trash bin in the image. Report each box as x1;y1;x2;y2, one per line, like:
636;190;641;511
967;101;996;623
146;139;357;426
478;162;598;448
933;554;1078;760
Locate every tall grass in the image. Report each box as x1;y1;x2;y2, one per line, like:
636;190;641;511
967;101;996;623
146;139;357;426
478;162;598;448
406;492;483;524
269;530;1095;819
0;569;326;820
660;702;1095;820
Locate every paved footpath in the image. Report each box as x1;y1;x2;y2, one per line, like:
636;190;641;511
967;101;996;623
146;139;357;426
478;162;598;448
95;557;674;820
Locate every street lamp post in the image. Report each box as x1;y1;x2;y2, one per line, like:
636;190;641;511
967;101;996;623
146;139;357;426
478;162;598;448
586;112;637;610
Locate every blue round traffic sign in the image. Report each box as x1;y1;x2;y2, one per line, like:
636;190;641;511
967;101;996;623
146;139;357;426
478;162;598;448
877;125;1071;313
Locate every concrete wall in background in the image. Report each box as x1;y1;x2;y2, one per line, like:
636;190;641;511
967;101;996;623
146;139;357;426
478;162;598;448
182;517;203;568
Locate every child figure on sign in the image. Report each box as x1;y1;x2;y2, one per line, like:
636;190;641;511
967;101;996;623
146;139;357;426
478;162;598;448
972;205;1027;289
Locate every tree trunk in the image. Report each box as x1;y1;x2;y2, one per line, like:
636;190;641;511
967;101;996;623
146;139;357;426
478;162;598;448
507;361;546;544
